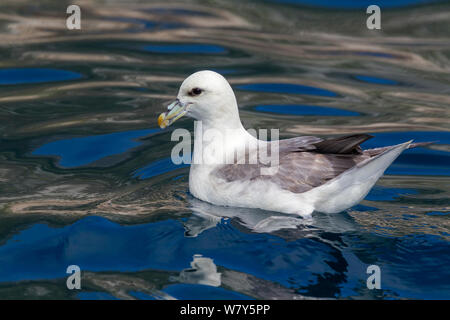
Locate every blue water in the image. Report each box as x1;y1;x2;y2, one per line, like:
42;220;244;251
365;186;418;201
0;68;82;85
32;129;159;168
353;75;398;85
0;0;448;301
1;213;449;299
78;291;119;300
133;157;189;179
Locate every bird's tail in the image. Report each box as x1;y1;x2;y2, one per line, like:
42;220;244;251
366;140;435;157
313;141;411;213
408;141;436;149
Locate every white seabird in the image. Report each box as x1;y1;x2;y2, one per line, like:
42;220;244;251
158;70;430;216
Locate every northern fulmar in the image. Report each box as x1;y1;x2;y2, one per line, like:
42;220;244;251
157;70;430;216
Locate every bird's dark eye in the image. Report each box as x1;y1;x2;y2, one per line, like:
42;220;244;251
189;88;203;96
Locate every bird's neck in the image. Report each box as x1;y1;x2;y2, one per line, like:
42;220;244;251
192;116;256;166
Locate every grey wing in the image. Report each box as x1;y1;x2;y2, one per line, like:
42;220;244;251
282;134;373;154
214;134;372;194
263;152;367;193
278;135;324;152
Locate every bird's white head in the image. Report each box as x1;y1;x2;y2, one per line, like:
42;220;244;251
158;70;241;129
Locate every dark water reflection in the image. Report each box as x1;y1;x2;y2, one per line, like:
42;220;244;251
0;0;449;299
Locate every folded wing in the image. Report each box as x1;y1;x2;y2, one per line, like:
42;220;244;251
214;134;374;193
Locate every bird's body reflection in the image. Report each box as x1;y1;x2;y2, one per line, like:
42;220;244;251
183;196;358;239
